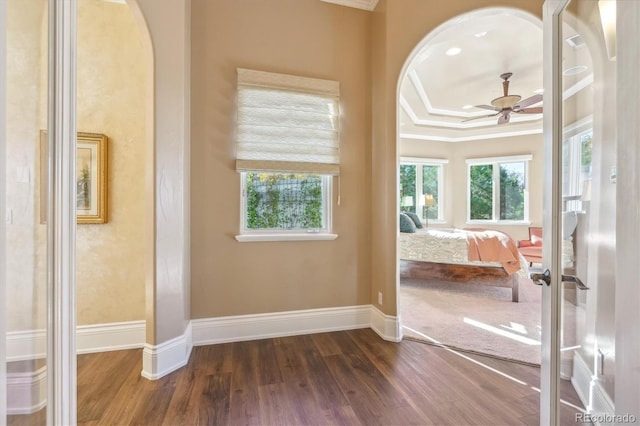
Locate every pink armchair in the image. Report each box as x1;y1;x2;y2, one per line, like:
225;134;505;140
517;227;542;266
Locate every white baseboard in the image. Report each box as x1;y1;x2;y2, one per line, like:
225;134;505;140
572;351;616;426
370;306;402;342
6;329;47;362
6;321;146;362
7;366;47;415
77;321;146;354
191;305;374;346
6;306;400;387
141;322;193;380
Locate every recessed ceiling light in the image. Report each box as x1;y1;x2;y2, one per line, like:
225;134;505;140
566;34;585;48
474;31;487;38
534;88;544;94
446;47;462;56
462;105;474;109
562;65;588;76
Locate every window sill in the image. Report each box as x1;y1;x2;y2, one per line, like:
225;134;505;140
235;233;339;242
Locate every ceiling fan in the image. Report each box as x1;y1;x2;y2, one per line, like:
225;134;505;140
464;72;543;125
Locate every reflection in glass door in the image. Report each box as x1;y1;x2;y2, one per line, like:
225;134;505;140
542;0;616;423
4;0;50;424
560;1;616;424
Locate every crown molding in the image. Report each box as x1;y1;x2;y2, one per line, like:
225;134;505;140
320;0;379;11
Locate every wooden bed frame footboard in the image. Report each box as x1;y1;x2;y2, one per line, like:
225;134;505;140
399;259;520;302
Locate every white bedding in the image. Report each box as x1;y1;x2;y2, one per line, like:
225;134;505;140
399;228;530;278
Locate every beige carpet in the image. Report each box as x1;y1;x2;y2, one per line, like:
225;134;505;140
400;277;549;365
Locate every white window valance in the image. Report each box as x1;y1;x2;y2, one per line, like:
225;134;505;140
235;68;340;175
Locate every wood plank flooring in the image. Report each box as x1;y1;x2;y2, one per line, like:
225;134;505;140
8;328;585;425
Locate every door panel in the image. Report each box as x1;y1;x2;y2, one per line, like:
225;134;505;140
542;0;616;424
559;0;616;423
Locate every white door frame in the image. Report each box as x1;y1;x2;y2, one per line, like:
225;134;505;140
616;1;640;420
0;0;8;420
46;0;78;424
541;0;570;424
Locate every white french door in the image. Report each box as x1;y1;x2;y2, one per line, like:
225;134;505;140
540;0;615;424
2;0;78;424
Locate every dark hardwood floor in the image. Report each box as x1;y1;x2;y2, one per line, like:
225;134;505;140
8;328;585;425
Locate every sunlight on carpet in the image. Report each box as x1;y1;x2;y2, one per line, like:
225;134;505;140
400;277;546;365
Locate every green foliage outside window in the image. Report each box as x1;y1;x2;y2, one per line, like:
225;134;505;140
399;165;416;213
422;165;439;220
246;173;323;229
469;165;493;220
469;163;525;221
581;133;592;168
499;163;525;220
400;164;441;219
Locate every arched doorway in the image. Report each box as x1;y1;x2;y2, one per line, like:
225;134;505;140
395;7;546;365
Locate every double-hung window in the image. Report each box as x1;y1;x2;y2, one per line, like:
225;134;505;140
466;154;531;223
399;157;447;223
235;69;340;242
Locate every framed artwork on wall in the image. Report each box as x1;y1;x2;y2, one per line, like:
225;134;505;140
40;131;109;224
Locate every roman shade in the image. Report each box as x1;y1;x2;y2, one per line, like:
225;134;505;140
235;68;340;175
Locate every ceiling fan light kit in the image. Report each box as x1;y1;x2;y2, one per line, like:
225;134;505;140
464;72;543;125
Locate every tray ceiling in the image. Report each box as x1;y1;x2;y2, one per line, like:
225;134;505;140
399;11;546;142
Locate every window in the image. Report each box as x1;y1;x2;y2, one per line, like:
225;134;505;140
466;155;531;223
562;129;592;212
235;69;340;241
399;157;447;222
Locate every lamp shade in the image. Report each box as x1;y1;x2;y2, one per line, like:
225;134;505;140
402;196;414;207
424;194;436;207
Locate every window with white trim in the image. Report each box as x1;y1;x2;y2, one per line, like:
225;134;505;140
466;155;531;223
562;129;592;212
235;69;340;241
399;157;447;222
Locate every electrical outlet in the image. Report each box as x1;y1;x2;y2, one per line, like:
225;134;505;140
378;291;383;305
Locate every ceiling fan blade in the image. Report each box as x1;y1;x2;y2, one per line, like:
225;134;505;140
514;94;543;109
462;112;500;122
474;104;500;112
497;113;510;125
514;107;543;114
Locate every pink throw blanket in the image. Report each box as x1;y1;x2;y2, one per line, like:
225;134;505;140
465;230;521;275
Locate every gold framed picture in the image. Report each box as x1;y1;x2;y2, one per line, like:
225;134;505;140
40;131;109;224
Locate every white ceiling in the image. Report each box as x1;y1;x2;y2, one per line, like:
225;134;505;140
322;3;594;143
399;10;548;142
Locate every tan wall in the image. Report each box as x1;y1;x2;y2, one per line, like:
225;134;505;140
6;0;47;331
399;134;544;241
372;0;544;315
190;0;372;318
75;0;146;325
6;0;146;331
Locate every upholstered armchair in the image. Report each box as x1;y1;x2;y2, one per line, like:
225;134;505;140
517;227;542;266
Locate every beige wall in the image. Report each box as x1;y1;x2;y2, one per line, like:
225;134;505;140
190;0;372;318
6;0;147;331
6;0;47;331
372;0;544;315
399;134;544;241
76;0;146;325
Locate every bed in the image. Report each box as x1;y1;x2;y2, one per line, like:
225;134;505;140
399;228;530;302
